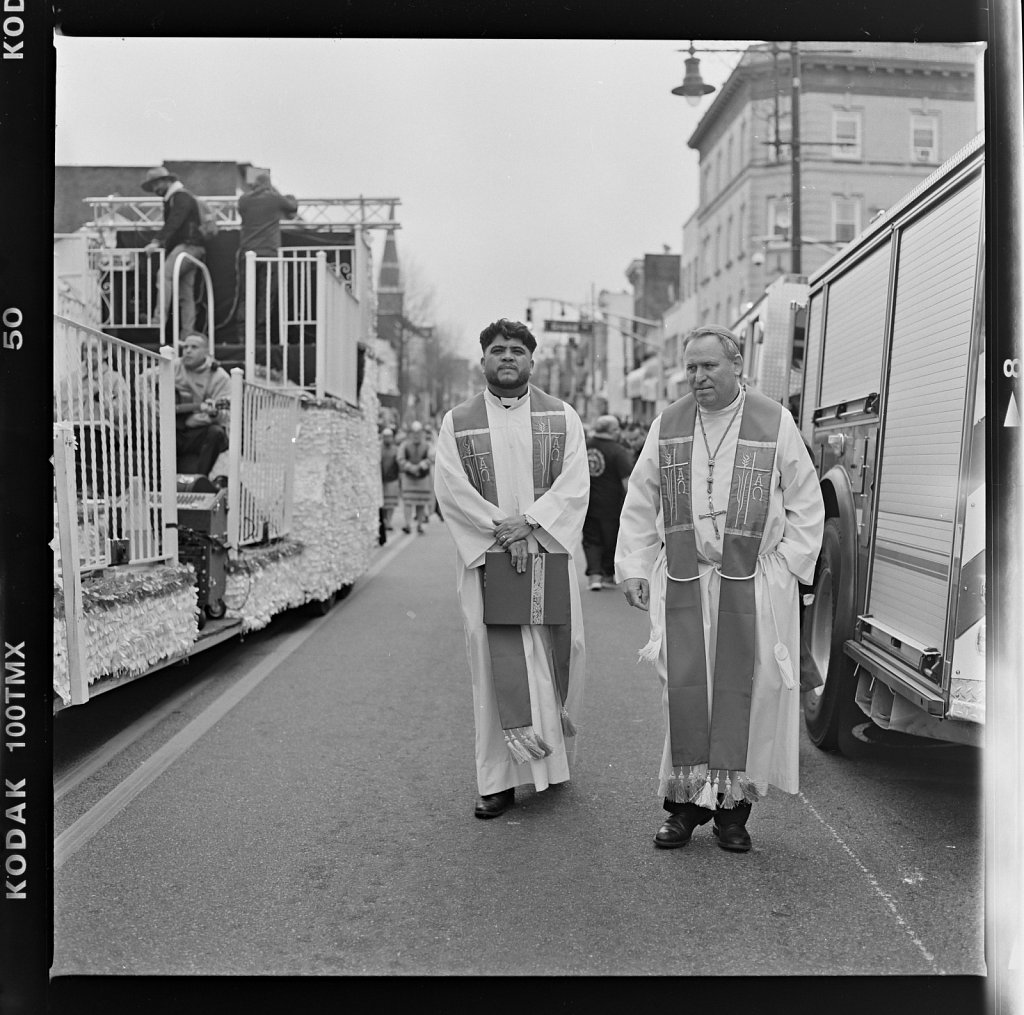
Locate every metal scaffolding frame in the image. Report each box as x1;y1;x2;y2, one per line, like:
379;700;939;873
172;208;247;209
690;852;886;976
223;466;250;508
83;195;402;233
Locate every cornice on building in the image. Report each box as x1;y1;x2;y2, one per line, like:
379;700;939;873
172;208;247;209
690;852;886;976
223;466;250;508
687;41;980;152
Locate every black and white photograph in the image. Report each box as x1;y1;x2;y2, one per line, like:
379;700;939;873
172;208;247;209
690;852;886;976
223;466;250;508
0;1;1020;1011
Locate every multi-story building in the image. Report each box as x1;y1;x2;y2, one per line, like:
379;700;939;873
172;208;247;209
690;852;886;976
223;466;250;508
623;252;680;423
683;41;982;333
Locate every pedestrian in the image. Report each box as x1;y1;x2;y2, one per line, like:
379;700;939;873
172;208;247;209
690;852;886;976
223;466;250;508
583;414;633;591
174;333;230;480
380;427;400;532
615;325;824;852
433;318;589;819
397;421;433;533
236;172;298;336
141;166;206;337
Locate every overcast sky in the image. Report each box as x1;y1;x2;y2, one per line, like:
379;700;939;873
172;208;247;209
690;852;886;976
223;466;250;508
53;36;754;358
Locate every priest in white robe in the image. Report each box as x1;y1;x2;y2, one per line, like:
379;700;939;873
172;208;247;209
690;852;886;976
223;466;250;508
616;325;824;852
434;318;590;819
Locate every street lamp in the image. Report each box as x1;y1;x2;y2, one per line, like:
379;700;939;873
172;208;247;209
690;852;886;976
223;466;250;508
671;42;715;106
673;42;804;273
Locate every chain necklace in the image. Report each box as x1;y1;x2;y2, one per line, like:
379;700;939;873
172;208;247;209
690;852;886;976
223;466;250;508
695;389;745;538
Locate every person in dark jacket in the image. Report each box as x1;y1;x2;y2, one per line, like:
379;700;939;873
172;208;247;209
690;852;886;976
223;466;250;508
583;414;634;590
236;172;298;336
141;166;206;336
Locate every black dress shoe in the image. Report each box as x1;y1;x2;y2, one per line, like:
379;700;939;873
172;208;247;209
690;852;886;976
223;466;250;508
712;803;753;852
474;788;515;819
654;802;713;849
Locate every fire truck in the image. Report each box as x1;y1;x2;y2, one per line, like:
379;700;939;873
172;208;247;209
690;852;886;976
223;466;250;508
732;273;809;412
798;133;985;753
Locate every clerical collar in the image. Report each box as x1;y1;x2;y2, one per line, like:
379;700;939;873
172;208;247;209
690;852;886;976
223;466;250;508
487;387;529;409
700;386;745;416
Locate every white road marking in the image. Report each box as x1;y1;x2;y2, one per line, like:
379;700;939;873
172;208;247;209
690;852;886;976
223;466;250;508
798;791;943;973
54;533;415;869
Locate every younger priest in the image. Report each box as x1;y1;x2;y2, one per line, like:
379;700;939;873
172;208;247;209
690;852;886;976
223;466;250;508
433;318;590;819
615;325;824;852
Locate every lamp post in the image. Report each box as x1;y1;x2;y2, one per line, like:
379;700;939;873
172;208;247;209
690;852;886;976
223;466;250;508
672;41;802;276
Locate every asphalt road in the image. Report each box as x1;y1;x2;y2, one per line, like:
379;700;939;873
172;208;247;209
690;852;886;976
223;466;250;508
52;517;984;982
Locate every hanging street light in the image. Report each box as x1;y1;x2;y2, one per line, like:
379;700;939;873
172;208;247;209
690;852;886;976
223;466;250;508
671;42;716;106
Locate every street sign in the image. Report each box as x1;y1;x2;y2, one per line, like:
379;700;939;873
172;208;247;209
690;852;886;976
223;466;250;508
543;319;593;334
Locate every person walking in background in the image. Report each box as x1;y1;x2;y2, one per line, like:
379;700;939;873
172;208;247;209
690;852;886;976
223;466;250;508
616;325;824;854
583;414;633;591
397;421;433;534
236;172;298;336
141;166;206;337
380;427;401;533
433;318;589;820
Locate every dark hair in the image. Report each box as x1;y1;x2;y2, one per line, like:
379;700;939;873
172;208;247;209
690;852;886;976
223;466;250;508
682;325;742;361
479;318;536;354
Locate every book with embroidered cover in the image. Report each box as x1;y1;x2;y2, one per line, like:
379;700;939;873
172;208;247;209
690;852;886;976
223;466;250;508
483;551;570;625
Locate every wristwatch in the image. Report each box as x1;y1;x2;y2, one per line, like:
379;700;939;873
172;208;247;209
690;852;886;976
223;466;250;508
524;514;540;530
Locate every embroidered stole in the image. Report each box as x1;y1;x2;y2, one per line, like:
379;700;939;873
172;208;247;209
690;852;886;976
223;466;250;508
452;386;574;762
658;388;781;772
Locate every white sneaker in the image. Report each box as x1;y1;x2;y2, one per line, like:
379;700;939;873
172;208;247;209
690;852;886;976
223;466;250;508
602;577;618;589
588;577;603;591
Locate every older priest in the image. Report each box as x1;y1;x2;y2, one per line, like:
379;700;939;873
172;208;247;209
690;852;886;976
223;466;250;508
616;325;824;852
434;318;589;819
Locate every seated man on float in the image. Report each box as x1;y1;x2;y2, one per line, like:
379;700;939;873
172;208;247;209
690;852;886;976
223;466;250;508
174;333;230;480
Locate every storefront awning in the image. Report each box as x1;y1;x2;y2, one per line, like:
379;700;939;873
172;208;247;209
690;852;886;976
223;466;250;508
625;366;646;398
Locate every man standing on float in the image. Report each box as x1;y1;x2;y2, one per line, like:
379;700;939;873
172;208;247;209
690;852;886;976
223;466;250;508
434;318;589;820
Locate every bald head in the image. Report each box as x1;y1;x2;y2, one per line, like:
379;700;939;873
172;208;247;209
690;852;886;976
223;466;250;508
593;415;621;438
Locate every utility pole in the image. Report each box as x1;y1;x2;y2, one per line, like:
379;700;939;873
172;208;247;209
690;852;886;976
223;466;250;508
790;42;802;275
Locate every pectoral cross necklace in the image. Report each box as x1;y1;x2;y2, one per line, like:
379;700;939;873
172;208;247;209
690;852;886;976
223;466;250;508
696;390;745;539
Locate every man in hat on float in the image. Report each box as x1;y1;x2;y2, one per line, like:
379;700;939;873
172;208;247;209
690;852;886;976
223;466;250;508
141;166;206;337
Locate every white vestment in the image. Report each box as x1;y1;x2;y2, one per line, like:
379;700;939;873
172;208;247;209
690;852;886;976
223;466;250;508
434;388;589;795
615;391;824;800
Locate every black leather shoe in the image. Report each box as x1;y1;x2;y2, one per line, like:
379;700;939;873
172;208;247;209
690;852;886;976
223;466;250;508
654;803;713;849
474;788;515;819
712;803;753;852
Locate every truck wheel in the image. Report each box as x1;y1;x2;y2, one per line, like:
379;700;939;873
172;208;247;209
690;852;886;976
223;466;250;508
205;598;226;620
336;583;353;602
802;518;859;751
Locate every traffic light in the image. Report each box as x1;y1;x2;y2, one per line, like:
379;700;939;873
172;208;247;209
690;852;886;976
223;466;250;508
525;307;532;323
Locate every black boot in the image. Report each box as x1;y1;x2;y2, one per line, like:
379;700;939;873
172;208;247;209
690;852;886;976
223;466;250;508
712;800;752;852
654;801;714;849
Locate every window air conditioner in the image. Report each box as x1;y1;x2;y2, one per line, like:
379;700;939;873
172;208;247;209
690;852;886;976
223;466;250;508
914;146;934;162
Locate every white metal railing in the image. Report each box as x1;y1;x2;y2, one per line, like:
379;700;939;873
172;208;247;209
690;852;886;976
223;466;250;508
87;246;163;331
53;423;90;705
170;249;215;352
316;252;360;404
281;245;355;292
53;316;179;573
225;369;302;549
241;247;364;402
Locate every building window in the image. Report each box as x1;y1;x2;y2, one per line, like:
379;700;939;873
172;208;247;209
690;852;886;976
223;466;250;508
738;119;746;171
726;136;734;183
714;226;721;273
768;196;792;241
832;196;861;243
910;115;938;163
832;111;862;160
725;214;733;265
737;203;746;257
